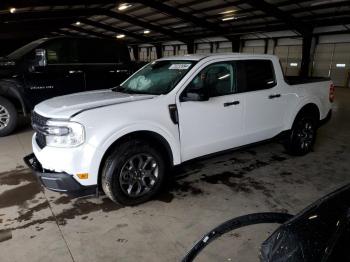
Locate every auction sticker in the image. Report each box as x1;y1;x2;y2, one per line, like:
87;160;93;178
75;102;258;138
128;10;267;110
169;64;191;70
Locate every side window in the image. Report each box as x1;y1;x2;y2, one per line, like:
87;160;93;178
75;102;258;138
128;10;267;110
78;39;119;63
44;39;78;64
238;60;276;92
187;62;236;97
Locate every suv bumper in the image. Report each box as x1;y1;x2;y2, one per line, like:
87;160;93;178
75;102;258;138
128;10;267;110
24;153;97;196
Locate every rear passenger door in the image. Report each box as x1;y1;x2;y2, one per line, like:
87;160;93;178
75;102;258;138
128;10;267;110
238;59;286;143
78;39;131;90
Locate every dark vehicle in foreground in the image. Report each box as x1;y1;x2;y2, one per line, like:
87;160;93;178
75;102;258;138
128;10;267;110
0;36;140;136
183;183;350;261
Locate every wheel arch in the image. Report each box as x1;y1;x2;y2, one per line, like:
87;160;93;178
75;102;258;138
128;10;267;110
290;103;320;129
0;81;28;116
97;130;175;188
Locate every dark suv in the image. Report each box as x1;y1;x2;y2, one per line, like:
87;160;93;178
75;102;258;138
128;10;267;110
0;36;141;136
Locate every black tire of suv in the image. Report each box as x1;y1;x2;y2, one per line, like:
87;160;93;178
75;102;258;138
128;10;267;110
0;97;18;137
101;139;166;205
284;112;318;156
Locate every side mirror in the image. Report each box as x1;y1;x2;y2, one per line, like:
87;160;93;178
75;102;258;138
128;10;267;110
181;88;209;102
34;49;47;67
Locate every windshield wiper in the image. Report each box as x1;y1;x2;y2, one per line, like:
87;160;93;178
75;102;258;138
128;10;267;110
111;85;125;92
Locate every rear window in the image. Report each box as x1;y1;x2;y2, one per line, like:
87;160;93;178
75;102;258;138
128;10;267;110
237;59;276;92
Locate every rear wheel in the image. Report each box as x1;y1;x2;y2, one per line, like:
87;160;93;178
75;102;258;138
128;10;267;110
101;139;166;205
0;97;18;137
284;113;317;156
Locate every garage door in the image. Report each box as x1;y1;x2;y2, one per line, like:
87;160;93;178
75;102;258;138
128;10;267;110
275;45;302;76
196;43;211;54
242;46;265;54
139;47;156;61
312;43;350;86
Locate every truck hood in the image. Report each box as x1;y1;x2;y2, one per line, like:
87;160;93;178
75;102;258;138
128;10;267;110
34;89;156;119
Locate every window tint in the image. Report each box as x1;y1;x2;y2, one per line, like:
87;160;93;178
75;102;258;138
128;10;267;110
187;62;236;97
237;60;276;92
78;39;129;63
44;39;78;64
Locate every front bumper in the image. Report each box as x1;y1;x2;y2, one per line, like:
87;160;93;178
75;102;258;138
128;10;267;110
24;153;97;196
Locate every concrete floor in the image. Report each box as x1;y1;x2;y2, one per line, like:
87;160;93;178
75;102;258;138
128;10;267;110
0;88;349;262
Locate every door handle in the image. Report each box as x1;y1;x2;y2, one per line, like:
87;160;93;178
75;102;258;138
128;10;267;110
268;94;281;99
224;101;240;107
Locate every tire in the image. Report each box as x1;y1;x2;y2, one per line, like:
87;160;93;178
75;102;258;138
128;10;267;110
0;97;18;137
101;139;166;205
284;112;318;156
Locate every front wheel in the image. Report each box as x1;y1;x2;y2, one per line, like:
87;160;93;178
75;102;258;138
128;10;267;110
101;139;166;205
284;114;317;156
0;97;18;137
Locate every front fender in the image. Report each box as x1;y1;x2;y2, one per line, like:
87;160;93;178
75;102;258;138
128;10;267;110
89;122;181;170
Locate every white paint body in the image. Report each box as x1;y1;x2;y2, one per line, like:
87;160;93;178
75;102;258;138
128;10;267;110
32;53;332;187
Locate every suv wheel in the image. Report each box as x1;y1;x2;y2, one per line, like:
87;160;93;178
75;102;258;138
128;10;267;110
0;97;18;137
284;113;317;156
101;139;166;205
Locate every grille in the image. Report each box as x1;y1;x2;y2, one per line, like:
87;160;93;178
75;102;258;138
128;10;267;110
31;111;49;149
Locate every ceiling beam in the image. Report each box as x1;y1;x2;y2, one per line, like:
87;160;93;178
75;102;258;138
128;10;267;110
80;18;151;42
244;0;312;35
0;0;116;9
0;8;105;22
132;0;228;35
103;10;187;42
67;25;113;39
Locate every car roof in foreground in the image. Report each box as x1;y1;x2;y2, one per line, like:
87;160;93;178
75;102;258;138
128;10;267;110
157;53;277;62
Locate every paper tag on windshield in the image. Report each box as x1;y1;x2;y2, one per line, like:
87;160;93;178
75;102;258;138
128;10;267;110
169;64;191;70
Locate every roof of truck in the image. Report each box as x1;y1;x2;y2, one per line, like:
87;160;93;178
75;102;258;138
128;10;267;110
158;53;277;61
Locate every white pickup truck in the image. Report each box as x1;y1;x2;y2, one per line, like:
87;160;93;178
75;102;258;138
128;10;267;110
24;53;334;205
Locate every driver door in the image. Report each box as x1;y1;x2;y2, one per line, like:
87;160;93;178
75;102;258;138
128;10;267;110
177;61;245;161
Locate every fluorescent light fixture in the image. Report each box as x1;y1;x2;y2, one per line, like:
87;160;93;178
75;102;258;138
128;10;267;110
290;62;298;67
222;16;236;21
118;3;132;10
75;21;81;26
219;9;236;15
116;34;125;39
310;0;340;6
143;29;151;34
9;7;16;13
336;63;346;68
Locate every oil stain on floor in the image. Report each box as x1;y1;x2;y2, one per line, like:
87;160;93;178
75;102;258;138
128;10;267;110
0;145;292;240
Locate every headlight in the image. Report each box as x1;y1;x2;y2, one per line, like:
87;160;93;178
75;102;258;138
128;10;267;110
44;121;85;148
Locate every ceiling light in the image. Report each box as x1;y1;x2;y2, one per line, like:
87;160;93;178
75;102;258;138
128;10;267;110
118;3;132;10
116;34;125;39
222;16;236;21
9;7;16;13
336;63;346;68
143;29;151;34
75;21;81;25
219;9;236;15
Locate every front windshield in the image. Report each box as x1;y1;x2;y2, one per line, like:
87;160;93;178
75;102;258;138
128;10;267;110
119;60;196;95
7;38;47;60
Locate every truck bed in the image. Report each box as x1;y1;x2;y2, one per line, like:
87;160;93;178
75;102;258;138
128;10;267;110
285;76;330;85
